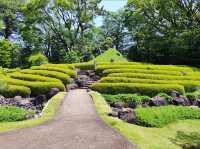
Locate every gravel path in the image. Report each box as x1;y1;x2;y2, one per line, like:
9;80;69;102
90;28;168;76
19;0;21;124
0;89;135;149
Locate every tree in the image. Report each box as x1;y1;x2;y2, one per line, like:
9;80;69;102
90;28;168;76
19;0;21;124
21;0;104;63
0;39;21;68
125;0;200;65
0;0;26;39
102;11;128;50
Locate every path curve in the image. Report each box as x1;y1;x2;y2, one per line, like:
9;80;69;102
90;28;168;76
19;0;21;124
0;89;135;149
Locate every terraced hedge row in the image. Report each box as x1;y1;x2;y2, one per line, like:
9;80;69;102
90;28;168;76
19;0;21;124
2;77;65;95
0;85;31;98
96;65;193;73
10;72;61;83
90;83;185;96
31;66;76;77
42;64;74;69
103;69;183;76
100;77;200;92
108;73;200;81
21;69;71;84
96;62;143;66
74;63;94;70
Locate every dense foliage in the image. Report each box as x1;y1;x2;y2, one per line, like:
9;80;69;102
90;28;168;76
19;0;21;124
0;106;30;122
125;0;200;65
135;106;200;127
103;94;150;104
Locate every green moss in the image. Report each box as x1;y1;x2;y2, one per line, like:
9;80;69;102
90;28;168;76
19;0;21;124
0;92;66;133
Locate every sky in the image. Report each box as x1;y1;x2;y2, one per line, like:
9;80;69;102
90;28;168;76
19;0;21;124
95;0;127;26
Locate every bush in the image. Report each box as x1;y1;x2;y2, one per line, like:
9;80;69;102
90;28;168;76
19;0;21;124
10;72;61;83
74;63;94;70
173;131;200;149
96;62;142;66
28;53;48;66
2;77;64;95
21;69;71;84
157;93;173;103
90;83;185;96
100;77;200;92
42;64;74;69
103;69;183;76
135;106;200;127
64;50;82;63
108;73;200;81
0;106;30;122
0;79;8;91
0;39;21;68
186;93;197;102
96;65;193;73
0;85;31;97
103;94;151;104
31;66;76;77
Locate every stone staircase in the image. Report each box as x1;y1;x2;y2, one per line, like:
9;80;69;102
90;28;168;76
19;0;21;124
75;70;100;89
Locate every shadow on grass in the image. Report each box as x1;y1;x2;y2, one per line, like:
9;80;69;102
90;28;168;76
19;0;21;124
172;131;200;149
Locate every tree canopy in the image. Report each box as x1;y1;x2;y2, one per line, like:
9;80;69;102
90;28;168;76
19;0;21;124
0;0;199;67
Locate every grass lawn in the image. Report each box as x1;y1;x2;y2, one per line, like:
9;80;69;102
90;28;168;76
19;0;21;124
0;92;66;133
90;48;127;62
90;91;200;149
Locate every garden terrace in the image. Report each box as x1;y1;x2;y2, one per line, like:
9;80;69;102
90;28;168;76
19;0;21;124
20;69;71;84
0;85;31;98
90;62;200;96
100;77;200;92
1;77;65;96
90;83;185;96
31;66;76;78
9;72;62;83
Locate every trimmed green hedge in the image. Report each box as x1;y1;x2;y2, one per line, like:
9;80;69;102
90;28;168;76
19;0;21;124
0;106;30;122
96;62;142;66
0;85;31;97
10;72;61;83
90;83;185;96
2;77;65;95
100;77;200;92
96;65;193;73
21;69;71;84
103;94;150;104
42;64;74;69
135;106;200;127
31;66;76;78
74;63;94;70
108;73;200;81
103;69;183;76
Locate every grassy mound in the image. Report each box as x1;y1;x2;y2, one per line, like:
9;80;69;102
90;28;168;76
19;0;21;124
91;48;127;62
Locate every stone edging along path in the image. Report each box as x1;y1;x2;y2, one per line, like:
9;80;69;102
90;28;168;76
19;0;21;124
0;89;135;149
